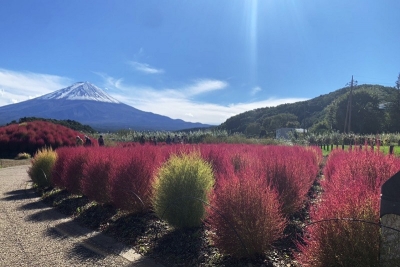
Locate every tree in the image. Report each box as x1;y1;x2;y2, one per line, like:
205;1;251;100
386;73;400;132
245;122;262;137
333;90;383;134
262;113;299;133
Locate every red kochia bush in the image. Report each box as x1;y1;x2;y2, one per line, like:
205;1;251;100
297;150;400;267
110;146;164;213
51;147;70;188
324;149;400;190
258;146;320;215
296;179;380;267
52;147;89;195
0;121;86;156
200;144;235;182
81;147;119;204
208;167;286;259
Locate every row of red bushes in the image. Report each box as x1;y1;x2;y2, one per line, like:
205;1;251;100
50;144;321;258
296;149;400;266
40;141;400;262
52;144;321;215
0;121;96;156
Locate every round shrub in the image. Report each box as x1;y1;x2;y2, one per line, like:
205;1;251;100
81;147;116;204
15;152;31;160
152;152;214;228
110;147;162;214
208;168;286;259
28;147;57;188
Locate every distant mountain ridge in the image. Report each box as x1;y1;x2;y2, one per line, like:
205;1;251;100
0;82;211;131
219;84;399;136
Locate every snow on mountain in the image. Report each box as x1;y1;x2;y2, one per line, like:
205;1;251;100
38;82;120;103
0;81;212;131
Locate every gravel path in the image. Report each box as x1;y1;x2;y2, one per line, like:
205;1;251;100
0;165;163;267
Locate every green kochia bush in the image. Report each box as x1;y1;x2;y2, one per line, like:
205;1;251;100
28;147;57;188
152;152;214;228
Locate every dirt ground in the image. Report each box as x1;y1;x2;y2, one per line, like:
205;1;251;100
0;158;31;168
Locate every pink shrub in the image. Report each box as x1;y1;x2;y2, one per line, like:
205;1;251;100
324;149;400;190
110;146;163;213
51;147;69;188
208;167;286;259
0;121;84;156
199;144;236;182
296;179;380;267
81;147;119;203
297;150;400;267
258;146;320;215
52;147;89;195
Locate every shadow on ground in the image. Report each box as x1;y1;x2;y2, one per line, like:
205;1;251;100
2;188;37;201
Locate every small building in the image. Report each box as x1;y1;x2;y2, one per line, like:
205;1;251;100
275;128;307;139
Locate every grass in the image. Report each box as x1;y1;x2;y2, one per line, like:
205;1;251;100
320;145;400;156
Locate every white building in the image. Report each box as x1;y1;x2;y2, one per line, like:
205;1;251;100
275;128;307;139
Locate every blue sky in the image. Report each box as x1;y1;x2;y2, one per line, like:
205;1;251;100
0;0;399;125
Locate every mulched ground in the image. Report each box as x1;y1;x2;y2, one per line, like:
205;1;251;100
3;158;320;267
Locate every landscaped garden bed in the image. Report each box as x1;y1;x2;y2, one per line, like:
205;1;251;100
24;142;400;266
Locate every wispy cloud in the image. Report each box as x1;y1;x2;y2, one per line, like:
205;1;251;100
0;69;72;106
101;75;306;125
128;61;164;74
251;86;262;96
186;79;228;96
92;72;123;90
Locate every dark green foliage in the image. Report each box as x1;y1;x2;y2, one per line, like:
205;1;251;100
219;84;398;135
386;74;400;132
245;122;262;137
332;90;383;134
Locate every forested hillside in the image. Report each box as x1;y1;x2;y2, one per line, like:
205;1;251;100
219;84;400;136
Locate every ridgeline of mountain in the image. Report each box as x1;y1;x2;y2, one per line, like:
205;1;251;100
0;82;211;132
219;84;400;136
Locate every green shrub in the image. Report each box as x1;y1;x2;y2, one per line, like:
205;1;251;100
28;147;57;188
152;152;214;228
15;152;31;159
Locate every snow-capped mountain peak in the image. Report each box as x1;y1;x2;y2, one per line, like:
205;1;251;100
38;82;120;103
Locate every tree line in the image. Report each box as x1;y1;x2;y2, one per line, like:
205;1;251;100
219;74;400;136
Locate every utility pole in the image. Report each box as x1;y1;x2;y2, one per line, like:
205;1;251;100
343;76;357;133
348;76;354;133
396;74;400;111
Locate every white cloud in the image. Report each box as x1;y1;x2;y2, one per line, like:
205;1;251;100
251;86;262;96
101;75;306;125
186;79;228;96
0;69;307;125
92;72;123;89
128;61;164;74
0;69;72;106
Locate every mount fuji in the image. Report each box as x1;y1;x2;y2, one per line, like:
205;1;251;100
0;82;212;131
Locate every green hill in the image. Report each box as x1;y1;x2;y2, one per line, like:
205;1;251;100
219;84;400;136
